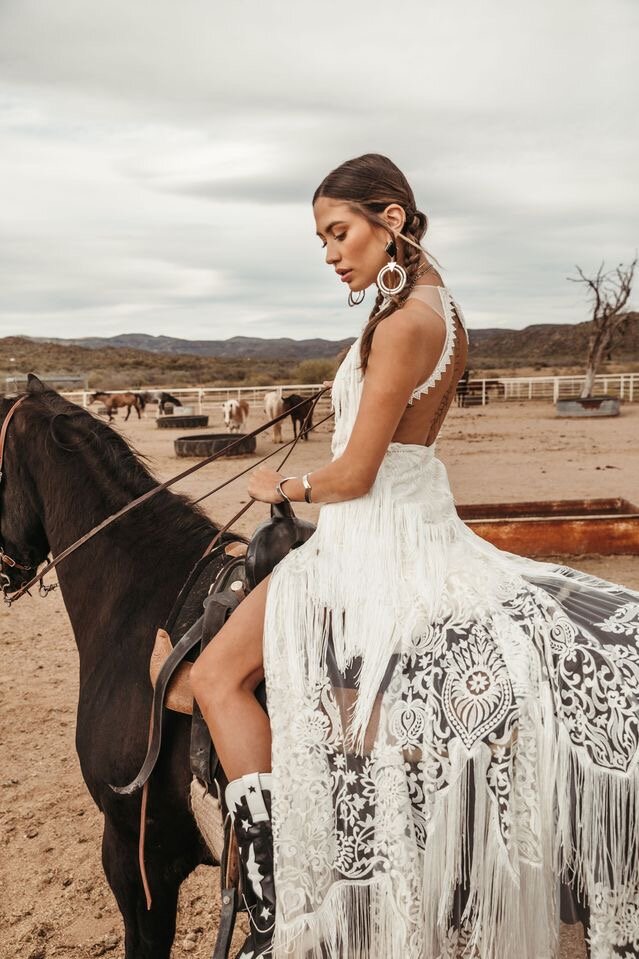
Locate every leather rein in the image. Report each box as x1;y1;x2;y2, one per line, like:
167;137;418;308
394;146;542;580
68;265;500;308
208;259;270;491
1;389;330;605
0;395;40;590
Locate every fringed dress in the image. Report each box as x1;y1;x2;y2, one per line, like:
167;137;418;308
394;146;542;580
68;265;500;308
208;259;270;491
263;285;639;959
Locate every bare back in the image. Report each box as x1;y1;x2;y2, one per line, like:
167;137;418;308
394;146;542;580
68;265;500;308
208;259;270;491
390;284;468;448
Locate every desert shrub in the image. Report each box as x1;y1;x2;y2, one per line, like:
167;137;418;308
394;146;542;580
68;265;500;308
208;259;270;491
252;372;276;386
291;358;336;384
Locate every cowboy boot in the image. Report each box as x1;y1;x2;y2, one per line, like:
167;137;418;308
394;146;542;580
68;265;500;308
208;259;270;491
225;772;276;959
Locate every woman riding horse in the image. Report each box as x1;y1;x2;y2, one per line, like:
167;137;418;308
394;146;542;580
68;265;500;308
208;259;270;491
191;153;639;959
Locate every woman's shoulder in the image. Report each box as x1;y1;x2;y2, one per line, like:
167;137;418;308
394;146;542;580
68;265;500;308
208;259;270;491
373;297;446;354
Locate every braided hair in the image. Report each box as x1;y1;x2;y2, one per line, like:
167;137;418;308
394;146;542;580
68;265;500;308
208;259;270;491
313;154;438;372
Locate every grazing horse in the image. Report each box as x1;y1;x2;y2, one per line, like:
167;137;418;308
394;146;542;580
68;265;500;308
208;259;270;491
263;389;285;443
1;377;233;958
90;390;145;422
143;391;183;415
222;398;249;432
282;393;314;440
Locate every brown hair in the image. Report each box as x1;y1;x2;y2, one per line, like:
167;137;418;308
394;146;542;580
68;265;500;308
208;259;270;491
313;153;435;371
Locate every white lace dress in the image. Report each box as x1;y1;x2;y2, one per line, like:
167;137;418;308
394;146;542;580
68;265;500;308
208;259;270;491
263;287;639;959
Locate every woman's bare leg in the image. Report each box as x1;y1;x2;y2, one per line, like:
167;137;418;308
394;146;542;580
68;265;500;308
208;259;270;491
190;573;271;782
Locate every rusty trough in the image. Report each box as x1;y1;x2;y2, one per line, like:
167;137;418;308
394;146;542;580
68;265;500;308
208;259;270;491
457;498;639;556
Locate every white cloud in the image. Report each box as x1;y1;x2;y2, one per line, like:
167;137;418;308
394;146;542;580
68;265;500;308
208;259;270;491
0;0;636;341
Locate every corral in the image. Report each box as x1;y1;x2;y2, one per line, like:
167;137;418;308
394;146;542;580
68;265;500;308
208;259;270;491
2;399;638;959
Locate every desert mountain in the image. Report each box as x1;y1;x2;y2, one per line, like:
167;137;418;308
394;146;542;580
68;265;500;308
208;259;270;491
24;313;639;365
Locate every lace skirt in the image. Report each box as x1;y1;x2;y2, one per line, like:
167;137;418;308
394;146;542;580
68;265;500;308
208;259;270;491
263;446;639;958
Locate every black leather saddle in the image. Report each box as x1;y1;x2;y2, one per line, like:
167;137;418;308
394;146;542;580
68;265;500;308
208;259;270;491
112;499;316;797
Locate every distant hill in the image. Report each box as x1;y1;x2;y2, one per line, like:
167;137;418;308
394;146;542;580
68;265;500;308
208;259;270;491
468;315;639;367
25;313;639;367
30;332;357;361
2;313;637;387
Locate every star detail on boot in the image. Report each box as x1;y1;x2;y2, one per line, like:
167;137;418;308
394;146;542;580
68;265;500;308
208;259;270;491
260;906;272;919
246;842;264;898
240;818;251;832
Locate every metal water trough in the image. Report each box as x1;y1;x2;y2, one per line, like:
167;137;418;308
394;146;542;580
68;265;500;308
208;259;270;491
555;396;621;417
174;432;257;458
458;498;639;555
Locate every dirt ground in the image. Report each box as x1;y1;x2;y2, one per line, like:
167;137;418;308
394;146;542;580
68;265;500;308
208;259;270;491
1;399;638;958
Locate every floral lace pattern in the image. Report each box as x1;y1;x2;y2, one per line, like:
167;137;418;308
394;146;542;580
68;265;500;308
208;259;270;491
262;305;639;958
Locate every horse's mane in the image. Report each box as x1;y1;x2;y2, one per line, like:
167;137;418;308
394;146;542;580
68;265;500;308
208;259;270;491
15;387;217;543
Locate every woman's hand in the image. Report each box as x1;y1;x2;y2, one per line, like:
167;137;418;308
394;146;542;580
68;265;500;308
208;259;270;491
322;380;333;391
247;465;288;504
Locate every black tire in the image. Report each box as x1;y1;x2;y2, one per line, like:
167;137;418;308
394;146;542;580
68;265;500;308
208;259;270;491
157;415;209;429
174;433;257;458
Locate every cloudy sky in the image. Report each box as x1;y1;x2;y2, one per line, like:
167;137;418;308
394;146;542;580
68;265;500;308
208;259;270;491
0;0;636;341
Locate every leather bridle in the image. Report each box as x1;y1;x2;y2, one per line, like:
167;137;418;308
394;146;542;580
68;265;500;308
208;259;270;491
0;395;41;593
1;388;331;604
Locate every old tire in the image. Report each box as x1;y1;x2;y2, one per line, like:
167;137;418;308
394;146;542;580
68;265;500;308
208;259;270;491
157;414;209;429
174;432;257;458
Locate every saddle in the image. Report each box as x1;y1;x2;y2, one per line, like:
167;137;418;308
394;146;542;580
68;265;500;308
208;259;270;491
114;500;316;959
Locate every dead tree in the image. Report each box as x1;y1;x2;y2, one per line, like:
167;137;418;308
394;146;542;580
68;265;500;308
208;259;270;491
568;256;636;398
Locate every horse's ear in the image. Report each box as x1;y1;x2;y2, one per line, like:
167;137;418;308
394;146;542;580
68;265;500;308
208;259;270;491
27;373;47;393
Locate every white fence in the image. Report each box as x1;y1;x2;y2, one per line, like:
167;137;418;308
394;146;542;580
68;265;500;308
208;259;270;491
61;371;639;410
499;372;637;404
64;385;335;420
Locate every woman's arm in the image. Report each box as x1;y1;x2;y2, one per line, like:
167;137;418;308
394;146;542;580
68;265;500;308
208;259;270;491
248;310;439;505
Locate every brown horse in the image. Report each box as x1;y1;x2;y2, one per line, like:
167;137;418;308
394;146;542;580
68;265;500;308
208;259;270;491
90;391;145;421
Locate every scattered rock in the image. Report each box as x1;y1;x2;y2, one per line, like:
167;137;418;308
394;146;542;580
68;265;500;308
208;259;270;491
27;947;46;959
182;939;197;953
91;933;119;956
25;826;39;839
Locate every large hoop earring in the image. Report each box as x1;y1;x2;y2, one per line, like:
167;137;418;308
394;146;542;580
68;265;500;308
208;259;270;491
348;289;365;307
377;260;407;296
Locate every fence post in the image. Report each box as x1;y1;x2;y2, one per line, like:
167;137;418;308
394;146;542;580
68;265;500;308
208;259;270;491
198;390;203;414
482;380;487;406
553;378;559;403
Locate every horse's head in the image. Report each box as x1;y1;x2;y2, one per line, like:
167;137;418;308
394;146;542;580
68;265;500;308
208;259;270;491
222;399;234;427
0;376;51;596
88;392;103;405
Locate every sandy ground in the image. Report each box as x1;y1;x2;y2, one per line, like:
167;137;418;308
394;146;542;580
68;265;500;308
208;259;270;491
1;399;638;959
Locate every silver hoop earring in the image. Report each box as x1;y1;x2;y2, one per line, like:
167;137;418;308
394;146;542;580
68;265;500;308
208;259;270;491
377;260;407;296
348;289;365;307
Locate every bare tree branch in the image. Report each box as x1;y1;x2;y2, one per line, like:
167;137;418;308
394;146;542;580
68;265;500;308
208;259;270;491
567;254;637;398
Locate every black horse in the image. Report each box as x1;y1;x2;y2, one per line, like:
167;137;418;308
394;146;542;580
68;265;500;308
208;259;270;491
0;377;232;958
282;392;314;440
142;390;184;415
